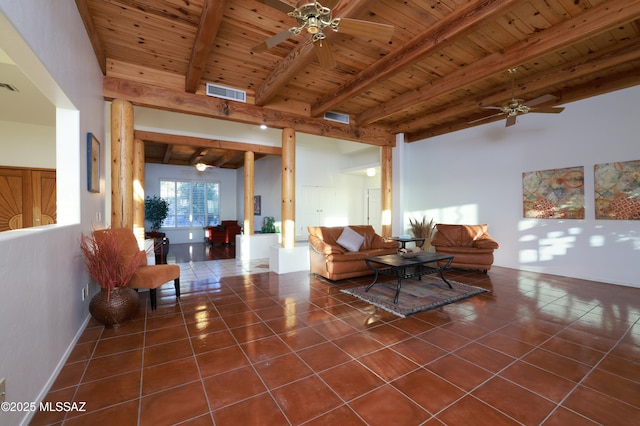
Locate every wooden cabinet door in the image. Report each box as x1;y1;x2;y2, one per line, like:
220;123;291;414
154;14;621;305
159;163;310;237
32;170;57;226
0;167;56;231
0;168;25;231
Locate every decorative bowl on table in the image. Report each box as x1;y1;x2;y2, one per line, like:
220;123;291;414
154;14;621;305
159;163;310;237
397;247;422;258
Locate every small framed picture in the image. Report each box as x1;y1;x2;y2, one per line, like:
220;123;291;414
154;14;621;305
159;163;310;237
254;195;261;216
87;133;100;193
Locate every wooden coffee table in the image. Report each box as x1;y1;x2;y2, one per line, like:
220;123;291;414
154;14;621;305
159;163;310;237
364;253;454;304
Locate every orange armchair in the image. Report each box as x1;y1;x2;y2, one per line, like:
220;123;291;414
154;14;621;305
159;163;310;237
430;224;499;273
94;228;180;310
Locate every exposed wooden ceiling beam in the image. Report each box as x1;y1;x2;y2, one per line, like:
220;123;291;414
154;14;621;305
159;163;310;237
357;0;640;126
189;148;209;165
134;131;283;155
254;0;382;106
405;69;640;142
310;0;527;117
213;150;244;168
395;38;640;134
75;0;107;74
162;144;174;164
185;0;226;93
106;77;395;146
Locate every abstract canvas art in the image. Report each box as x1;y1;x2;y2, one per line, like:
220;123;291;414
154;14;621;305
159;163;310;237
523;166;585;219
594;160;640;220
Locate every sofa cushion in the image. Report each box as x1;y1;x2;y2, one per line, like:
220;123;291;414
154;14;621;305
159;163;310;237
336;226;365;252
433;224;488;246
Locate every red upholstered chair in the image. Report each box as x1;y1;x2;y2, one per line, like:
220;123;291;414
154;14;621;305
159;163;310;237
204;220;241;245
93;228;180;310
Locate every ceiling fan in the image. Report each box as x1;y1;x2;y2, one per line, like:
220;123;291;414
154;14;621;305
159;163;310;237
252;0;394;69
194;163;215;172
471;68;565;127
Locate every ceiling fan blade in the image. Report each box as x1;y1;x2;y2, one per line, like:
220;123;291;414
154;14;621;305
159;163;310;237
335;18;394;42
255;0;295;14
322;0;340;8
523;93;557;107
314;38;336;69
252;30;293;52
468;111;505;124
530;106;565;114
505;115;517;127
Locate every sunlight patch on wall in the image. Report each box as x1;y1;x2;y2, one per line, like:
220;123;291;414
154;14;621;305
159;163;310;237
405;204;479;227
518;221;582;263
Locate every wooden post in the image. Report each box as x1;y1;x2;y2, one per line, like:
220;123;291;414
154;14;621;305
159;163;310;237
133;138;145;242
381;145;392;238
281;128;295;248
243;151;255;235
111;99;134;229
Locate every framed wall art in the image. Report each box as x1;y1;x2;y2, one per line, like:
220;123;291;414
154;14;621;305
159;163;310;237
87;133;100;193
522;166;584;219
254;195;261;216
594;160;640;220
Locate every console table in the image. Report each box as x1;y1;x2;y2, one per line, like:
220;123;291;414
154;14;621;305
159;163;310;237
365;253;454;304
385;236;425;249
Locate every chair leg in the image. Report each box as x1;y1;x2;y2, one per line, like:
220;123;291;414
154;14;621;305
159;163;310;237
174;278;180;299
149;288;157;310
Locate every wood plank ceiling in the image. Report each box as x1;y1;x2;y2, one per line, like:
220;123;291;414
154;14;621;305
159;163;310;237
76;0;640;168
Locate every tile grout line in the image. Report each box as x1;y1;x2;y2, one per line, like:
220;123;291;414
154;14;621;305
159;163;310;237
538;314;640;424
137;297;148;426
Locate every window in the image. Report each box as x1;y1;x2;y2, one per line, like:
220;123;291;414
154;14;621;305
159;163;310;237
160;180;220;227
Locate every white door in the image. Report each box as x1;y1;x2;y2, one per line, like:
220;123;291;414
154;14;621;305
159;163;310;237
367;188;382;234
298;186;336;236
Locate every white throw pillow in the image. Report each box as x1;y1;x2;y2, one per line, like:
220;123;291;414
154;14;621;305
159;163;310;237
336;226;365;252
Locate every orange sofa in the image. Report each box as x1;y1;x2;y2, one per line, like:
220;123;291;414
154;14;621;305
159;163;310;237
430;224;499;272
308;225;399;281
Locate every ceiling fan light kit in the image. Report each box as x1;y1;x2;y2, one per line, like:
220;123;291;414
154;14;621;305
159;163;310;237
254;0;394;69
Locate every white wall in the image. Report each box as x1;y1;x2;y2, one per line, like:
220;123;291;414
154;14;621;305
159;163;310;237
0;2;105;425
403;86;640;287
144;163;239;243
0;121;56;168
244;141;376;235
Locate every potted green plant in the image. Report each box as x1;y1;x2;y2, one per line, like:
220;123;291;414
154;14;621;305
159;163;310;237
144;195;169;233
261;216;278;233
144;196;170;263
80;228;144;327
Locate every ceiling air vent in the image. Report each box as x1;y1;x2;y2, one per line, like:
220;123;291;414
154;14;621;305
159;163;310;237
206;83;246;103
323;111;350;124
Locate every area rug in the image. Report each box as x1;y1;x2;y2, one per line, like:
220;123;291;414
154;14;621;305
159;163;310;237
341;276;488;318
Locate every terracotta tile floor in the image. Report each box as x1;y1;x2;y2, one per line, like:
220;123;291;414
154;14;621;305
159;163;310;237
31;259;640;425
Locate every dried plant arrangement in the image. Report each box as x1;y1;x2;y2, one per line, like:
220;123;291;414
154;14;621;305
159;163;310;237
80;228;144;301
408;216;436;240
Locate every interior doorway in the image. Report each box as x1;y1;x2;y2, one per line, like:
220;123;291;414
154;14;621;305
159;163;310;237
367;188;381;234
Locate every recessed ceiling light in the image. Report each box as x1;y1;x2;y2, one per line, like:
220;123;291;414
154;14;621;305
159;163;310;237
260;124;267;130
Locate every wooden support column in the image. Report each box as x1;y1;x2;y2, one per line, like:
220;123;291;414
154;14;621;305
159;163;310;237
243;151;255;235
133;138;145;242
281;128;295;248
111;99;135;230
381;145;392;238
